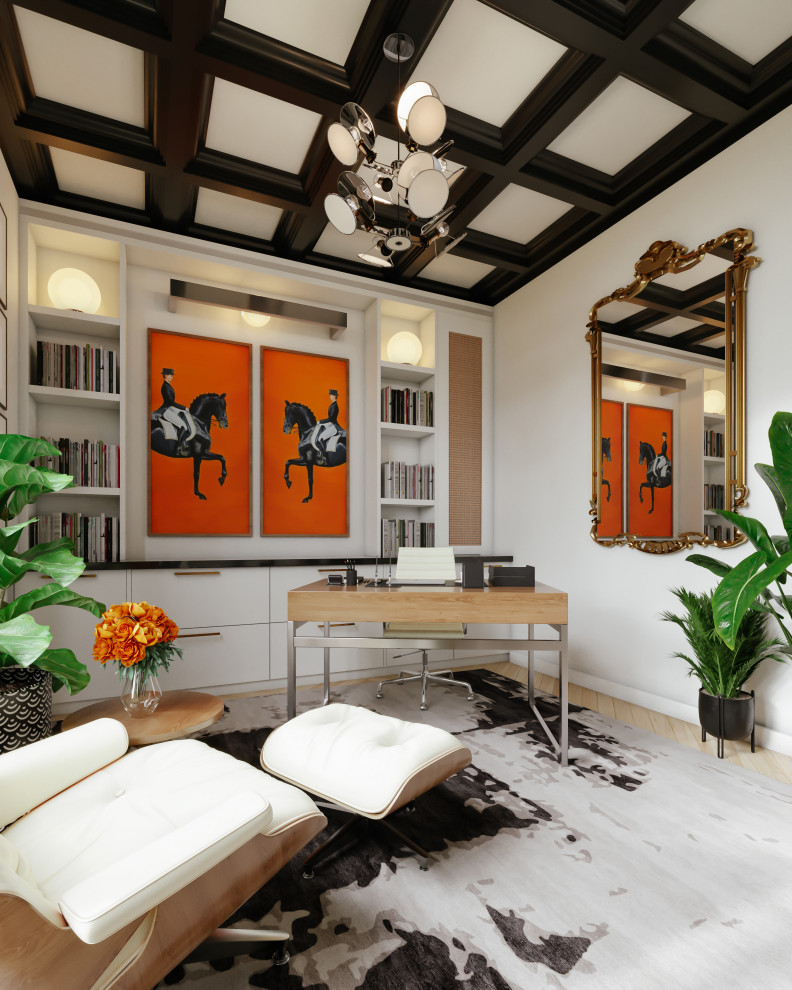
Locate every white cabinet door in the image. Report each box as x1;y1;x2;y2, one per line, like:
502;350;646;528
168;624;270;691
130;567;269;629
269;565;329;623
270;621;384;680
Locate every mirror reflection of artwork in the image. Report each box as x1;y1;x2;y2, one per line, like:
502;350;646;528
599;399;623;538
627;404;673;538
587;228;759;553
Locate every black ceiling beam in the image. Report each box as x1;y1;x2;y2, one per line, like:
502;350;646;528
148;0;219;230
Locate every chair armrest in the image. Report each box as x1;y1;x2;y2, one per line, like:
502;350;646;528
58;790;272;944
0;719;129;828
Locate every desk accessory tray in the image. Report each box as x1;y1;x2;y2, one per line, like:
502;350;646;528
488;565;535;587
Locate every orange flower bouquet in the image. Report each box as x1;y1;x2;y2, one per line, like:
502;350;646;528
93;602;182;715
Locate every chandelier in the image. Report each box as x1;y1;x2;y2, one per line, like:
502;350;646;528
323;32;466;268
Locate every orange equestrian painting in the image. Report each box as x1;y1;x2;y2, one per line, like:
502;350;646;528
626;403;673;538
599;399;623;538
148;329;251;535
261;347;348;536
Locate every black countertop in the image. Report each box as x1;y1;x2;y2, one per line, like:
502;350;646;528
84;555;513;571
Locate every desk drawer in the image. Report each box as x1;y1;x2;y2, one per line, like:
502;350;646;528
270;622;383;680
130;567;269;629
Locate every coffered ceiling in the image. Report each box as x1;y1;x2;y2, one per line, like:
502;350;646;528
1;0;791;306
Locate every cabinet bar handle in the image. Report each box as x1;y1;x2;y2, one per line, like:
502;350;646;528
174;571;221;576
317;622;356;628
178;631;222;638
41;573;96;579
317;568;346;572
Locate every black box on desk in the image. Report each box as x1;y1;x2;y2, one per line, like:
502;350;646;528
488;565;535;587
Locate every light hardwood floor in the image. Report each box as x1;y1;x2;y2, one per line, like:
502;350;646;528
227;659;792;786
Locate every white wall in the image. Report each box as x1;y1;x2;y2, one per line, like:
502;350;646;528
0;151;19;433
493;104;792;751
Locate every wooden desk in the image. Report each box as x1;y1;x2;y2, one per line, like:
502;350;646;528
61;690;224;746
287;580;569;765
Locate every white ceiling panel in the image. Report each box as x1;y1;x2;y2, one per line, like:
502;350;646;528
547;77;690;175
313;224;379;263
205;80;321;174
50;148;145;209
223;0;369;64
419;253;494;289
468;184;571;243
679;0;792;64
14;6;144;126
194;188;282;240
650;316;702;336
410;0;567;128
597;300;647;321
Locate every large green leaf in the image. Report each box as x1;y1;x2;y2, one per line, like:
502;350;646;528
686;553;734;579
712;549;792;649
0;435;60;464
768;412;792;511
0;460;74;521
35;647;90;694
0;585;105;622
0;548;35;589
18;536;76;561
717;509;777;562
0;517;36;556
0;613;52;665
756;463;787;524
19;546;85;587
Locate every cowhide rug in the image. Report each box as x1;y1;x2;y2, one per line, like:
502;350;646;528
157;669;792;989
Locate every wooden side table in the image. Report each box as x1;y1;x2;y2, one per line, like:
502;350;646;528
61;690;225;746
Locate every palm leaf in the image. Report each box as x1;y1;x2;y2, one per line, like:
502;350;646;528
712;550;792;649
686;554;733;578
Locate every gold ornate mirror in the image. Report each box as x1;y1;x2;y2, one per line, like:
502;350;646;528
586;229;760;554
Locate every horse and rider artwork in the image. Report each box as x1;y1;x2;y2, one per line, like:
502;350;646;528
626;403;673;537
598;400;673;539
599;399;623;538
148;329;252;536
261;347;348;536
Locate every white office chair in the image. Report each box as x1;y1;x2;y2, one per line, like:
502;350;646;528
376;547;474;710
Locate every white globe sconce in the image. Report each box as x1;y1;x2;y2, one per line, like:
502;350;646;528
47;268;102;313
704;388;726;414
387;331;423;365
241;311;271;327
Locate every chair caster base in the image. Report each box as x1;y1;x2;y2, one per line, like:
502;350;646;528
420;704;427;710
302;869;314;880
467;694;474;701
273;948;290;966
420;864;429;871
376;692;382;699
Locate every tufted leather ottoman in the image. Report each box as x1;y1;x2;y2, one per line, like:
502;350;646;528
260;703;471;873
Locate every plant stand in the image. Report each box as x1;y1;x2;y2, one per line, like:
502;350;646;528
700;688;755;759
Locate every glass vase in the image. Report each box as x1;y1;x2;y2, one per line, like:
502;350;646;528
120;666;162;718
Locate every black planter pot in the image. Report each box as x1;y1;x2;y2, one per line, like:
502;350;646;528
0;666;53;753
698;688;755;758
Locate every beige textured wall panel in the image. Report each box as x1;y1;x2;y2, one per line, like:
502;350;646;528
448;332;482;545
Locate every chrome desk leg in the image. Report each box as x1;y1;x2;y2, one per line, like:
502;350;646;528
559;624;569;767
287;620;296;720
322;621;331;707
527;623;535;706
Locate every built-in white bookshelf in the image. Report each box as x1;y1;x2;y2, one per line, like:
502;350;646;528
21;222;125;562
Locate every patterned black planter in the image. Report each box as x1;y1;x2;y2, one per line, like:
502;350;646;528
0;667;53;753
699;688;755;759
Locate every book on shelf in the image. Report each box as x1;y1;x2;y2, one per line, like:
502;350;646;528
704;430;724;457
704;523;733;541
380;461;434;500
380;385;434;426
381;518;435;554
30;512;120;563
35;341;120;394
704;483;725;510
40;436;120;488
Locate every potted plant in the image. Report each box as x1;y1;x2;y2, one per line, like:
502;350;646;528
0;435;106;752
662;586;786;754
688;411;792;656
